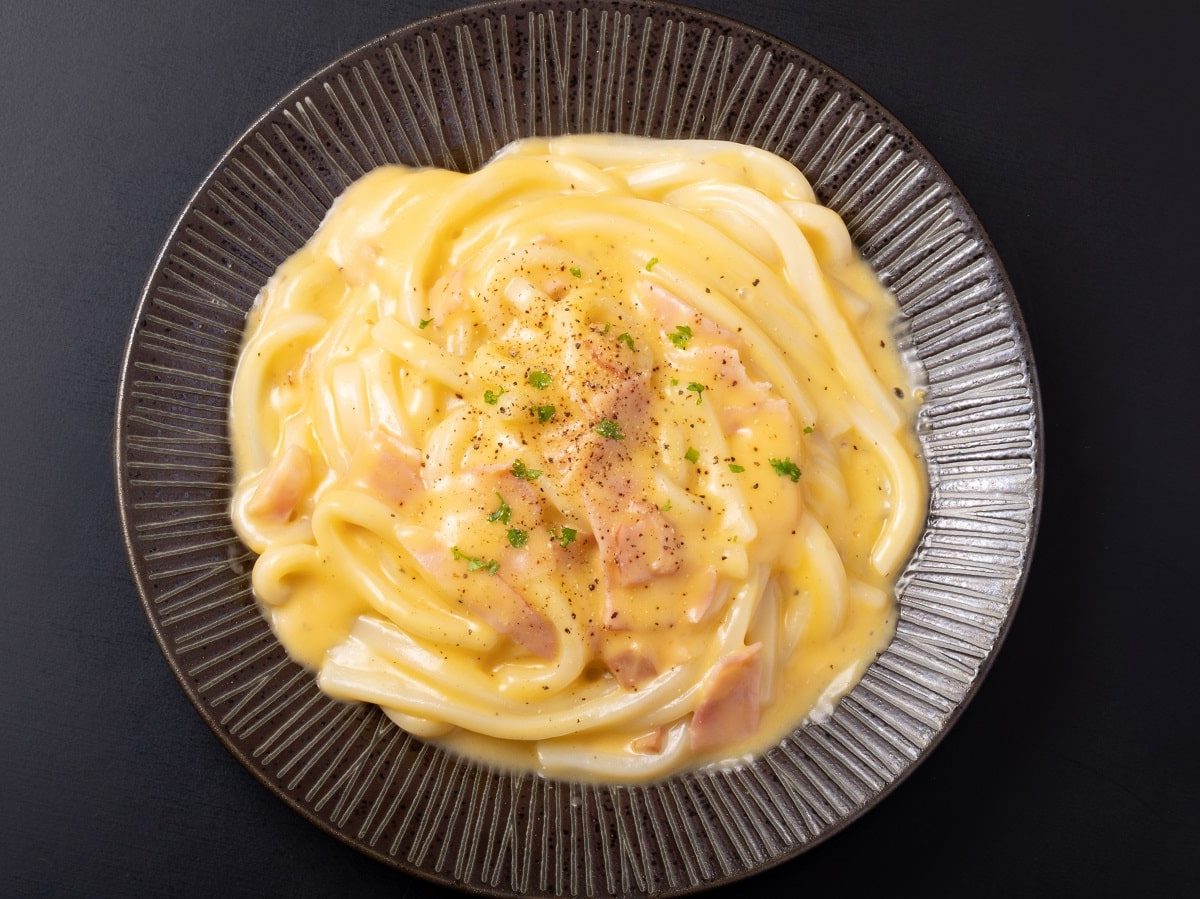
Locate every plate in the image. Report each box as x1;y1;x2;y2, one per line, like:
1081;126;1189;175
115;1;1042;893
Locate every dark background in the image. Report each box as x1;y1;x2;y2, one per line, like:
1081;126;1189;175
1;1;1195;895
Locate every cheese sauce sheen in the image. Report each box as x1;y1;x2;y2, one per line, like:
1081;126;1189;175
229;136;927;781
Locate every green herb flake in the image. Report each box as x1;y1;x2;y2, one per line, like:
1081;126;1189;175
728;463;745;473
487;493;512;524
570;266;582;278
483;388;505;405
670;378;679;386
617;332;636;351
451;546;500;574
419;318;433;329
602;323;611;334
686;382;707;404
512;459;542;480
770;457;802;482
684;447;700;464
527;370;552;390
646;256;659;271
536;404;557;423
550;526;578;548
595;418;625;440
668;324;693;349
803;425;814;434
660;499;672;512
507;528;529;548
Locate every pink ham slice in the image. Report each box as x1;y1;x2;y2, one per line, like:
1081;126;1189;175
556;330;683;623
485;580;558;659
349;428;422;506
690;644;763;752
248;445;311;522
545;376;649;497
604;647;658;690
571;372;669;590
565;336;650;428
397;530;558;659
582;330;632;377
611;509;682;586
638;283;737;342
497;471;545;524
631;727;667;754
699;343;760;387
584;492;683;629
684;343;787;434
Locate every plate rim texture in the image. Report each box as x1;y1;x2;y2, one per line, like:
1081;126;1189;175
115;1;1043;894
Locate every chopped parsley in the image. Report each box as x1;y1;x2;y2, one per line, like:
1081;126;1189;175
686;382;707;404
419;317;433;329
483;388;505;405
602;323;612;334
728;463;745;473
595;418;625;440
660;499;672;512
684;447;700;464
535;404;557;423
770;457;802;482
570;265;582;278
670;378;679;386
512;459;542;480
668;324;693;349
550;526;578;548
527;369;552;390
617;332;636;351
507;528;529;548
646;256;659;271
487;493;512;524
451;546;500;574
803;425;814;434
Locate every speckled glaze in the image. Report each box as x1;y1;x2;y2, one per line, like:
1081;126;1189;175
114;2;1042;894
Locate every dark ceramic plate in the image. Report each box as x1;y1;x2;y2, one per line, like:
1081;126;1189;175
115;1;1042;894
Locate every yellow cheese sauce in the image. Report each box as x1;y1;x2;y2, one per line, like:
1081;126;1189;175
229;135;926;782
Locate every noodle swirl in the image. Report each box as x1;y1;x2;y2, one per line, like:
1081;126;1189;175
229;136;926;781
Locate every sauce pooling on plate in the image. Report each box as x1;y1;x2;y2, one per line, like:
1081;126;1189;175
229;136;927;781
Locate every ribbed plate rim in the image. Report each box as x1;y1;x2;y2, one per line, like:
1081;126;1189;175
114;1;1043;894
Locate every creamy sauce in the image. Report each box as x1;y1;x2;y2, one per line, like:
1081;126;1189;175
229;136;926;782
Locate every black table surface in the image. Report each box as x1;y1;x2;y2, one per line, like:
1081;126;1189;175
2;1;1196;895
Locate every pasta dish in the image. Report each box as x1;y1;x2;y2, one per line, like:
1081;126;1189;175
229;135;926;781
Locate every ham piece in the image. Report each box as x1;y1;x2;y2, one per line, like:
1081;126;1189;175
249;445;311;521
690;644;763;752
397;528;558;659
